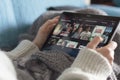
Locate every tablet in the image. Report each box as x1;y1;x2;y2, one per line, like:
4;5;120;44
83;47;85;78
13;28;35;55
41;12;120;56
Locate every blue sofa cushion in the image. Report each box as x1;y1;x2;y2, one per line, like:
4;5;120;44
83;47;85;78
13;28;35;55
89;4;120;17
113;0;120;7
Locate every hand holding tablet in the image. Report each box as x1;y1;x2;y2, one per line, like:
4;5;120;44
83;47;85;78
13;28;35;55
41;12;120;55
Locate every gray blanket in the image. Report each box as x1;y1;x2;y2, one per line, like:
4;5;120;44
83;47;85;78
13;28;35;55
16;50;74;80
15;49;119;80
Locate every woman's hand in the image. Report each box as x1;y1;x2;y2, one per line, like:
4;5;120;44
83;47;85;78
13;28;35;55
87;36;117;65
33;16;59;49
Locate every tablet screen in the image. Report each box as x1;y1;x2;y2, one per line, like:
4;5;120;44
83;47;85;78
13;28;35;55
42;12;120;56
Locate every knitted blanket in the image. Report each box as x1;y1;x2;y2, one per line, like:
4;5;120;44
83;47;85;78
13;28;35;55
15;49;120;80
16;50;74;80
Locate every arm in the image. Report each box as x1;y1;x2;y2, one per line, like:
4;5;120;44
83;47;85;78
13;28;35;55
57;48;112;80
2;17;116;80
6;40;39;60
6;16;59;60
0;51;17;80
57;36;117;80
0;16;59;80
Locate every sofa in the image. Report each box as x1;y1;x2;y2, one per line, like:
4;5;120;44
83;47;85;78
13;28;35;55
0;0;120;50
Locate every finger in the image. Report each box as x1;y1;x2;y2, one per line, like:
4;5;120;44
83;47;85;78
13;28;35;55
104;41;117;50
48;16;60;26
87;36;103;49
40;18;59;31
54;16;60;19
41;16;60;29
46;18;59;26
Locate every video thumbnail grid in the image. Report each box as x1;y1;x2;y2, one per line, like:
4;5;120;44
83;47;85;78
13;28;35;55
45;14;116;50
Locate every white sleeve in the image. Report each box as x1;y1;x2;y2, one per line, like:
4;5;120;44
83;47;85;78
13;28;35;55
57;48;112;80
0;40;39;80
0;51;17;80
6;40;39;60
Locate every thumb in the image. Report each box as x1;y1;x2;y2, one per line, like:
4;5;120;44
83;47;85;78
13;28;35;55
39;17;59;34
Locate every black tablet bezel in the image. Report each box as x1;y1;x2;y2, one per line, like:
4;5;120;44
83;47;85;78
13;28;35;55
41;12;120;52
